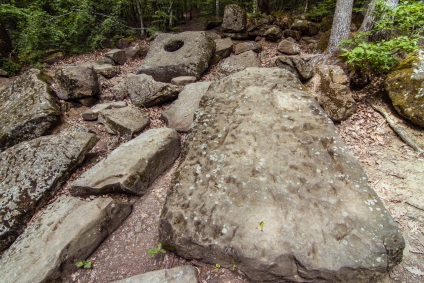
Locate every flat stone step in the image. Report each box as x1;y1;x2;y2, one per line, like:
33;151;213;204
0;196;131;283
0;131;98;252
70;128;180;196
162;82;212;132
111;266;198;283
159;68;404;283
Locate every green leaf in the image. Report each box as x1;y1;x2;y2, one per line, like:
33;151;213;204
84;261;92;269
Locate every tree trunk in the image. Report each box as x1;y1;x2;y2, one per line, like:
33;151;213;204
135;0;146;37
327;0;354;53
216;0;219;17
253;0;258;14
359;0;399;32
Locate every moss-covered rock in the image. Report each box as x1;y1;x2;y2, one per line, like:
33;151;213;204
385;51;424;127
0;69;61;151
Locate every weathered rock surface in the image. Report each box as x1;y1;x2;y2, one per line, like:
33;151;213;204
160;68;404;283
221;4;247;33
213;37;233;64
105;49;127;65
385;51;424;127
171;76;197;86
291;19;320;36
99;106;150;139
96;56;116;65
283;29;301;41
162;82;212;132
55;65;100;100
124;74;180;107
317;65;357;122
217;50;260;78
277;39;301;55
124;44;149;60
0;69;61;151
91;63;120;79
0;131;98;252
272;55;314;81
137;32;215;82
70;128;180;196
264;26;283;42
0;196;131;283
111;266;198;283
233;41;262;55
82;101;127;121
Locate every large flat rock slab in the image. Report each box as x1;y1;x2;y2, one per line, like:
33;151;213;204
111;266;198;283
0;196;131;283
70;128;180;196
160;68;404;282
0;131;98;252
162;82;212;132
0;69;61;151
137;31;215;82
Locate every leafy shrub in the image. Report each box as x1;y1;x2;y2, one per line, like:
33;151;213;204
0;0;135;67
340;0;424;74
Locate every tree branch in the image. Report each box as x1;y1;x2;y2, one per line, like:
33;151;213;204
367;99;424;156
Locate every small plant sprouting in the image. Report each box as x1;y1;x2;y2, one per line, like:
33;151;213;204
147;243;167;258
215;263;221;271
76;260;92;269
259;221;264;232
139;102;145;108
231;263;237;271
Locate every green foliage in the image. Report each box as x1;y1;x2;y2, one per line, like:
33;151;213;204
307;0;336;22
340;0;424;74
259;221;264;232
0;0;136;67
0;57;21;75
76;260;92;269
147;243;166;258
215;263;221;271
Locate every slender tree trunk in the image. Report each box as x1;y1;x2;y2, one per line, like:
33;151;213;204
327;0;354;53
135;0;146;37
253;0;258;14
359;0;399;32
216;0;220;17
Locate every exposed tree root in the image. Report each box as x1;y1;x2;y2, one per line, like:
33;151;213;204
367;100;424;156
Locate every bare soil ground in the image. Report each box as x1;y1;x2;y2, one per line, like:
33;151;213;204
1;23;422;283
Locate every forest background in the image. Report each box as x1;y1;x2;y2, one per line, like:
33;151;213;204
0;0;423;77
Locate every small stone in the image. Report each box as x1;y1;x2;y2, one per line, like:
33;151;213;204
264;26;283;42
277;39;301;55
171;76;197;86
82;101;127;121
96;56;116;65
105;49;127;65
99;106;150;139
233;41;262;55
